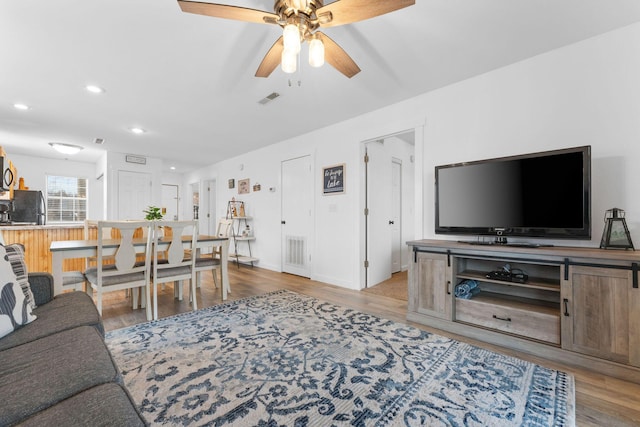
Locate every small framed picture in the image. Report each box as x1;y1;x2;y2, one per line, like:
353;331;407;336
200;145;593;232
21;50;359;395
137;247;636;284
323;163;345;195
228;179;235;189
238;178;250;194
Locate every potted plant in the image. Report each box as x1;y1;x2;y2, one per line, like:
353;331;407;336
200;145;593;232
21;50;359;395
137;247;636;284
143;206;164;221
143;206;164;239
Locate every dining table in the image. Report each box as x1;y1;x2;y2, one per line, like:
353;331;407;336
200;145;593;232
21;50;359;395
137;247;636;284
49;235;229;300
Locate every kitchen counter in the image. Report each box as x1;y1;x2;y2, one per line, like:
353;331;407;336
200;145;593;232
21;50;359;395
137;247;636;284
1;224;85;274
0;223;83;230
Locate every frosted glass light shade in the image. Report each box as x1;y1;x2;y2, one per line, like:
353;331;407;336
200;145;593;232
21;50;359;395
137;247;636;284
49;142;83;155
281;49;297;73
283;24;301;54
309;38;325;67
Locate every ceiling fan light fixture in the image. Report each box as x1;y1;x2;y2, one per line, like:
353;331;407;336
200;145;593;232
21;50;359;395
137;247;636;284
49;142;84;155
309;37;324;67
281;49;297;73
283;24;301;54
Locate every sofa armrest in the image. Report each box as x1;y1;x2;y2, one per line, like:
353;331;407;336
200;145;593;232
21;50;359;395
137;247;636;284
28;272;54;306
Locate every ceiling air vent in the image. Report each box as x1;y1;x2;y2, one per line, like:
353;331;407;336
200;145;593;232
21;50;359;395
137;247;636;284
94;138;105;145
258;92;280;105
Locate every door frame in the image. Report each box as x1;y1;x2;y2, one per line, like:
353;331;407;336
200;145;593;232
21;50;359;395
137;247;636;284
359;127;423;290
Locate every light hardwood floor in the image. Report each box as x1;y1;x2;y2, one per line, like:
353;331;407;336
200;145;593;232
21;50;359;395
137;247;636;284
99;266;640;427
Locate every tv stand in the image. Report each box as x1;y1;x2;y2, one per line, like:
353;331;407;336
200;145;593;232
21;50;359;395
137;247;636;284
407;239;640;384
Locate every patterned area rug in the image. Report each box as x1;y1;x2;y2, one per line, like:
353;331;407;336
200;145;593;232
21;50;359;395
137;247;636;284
106;290;575;426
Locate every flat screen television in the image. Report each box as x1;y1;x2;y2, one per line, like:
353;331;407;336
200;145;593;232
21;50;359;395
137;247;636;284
435;145;591;241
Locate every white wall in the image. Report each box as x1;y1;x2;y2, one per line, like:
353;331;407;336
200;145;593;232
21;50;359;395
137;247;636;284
185;21;640;289
417;21;640;247
8;153;101;220
184;118;425;288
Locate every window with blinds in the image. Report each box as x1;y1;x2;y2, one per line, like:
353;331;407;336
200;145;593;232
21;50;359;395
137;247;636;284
46;175;88;223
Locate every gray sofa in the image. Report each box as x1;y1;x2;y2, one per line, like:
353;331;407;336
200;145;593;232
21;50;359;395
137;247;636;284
0;273;146;426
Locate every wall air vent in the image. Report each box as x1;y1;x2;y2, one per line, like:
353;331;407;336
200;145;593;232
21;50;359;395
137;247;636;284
125;154;146;165
258;92;280;105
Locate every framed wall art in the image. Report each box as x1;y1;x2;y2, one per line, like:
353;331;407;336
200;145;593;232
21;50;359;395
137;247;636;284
322;163;345;195
238;178;250;194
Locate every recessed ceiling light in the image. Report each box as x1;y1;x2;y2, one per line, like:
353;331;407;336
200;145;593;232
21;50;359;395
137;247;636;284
49;142;84;155
13;103;30;110
170;166;176;170
86;85;105;94
130;127;146;135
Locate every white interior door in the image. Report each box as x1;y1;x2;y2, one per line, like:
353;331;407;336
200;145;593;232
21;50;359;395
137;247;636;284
391;159;402;273
161;184;179;220
117;171;151;220
281;156;312;277
366;141;392;287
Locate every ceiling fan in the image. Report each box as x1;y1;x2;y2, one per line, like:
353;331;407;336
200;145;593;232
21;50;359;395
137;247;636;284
177;0;415;78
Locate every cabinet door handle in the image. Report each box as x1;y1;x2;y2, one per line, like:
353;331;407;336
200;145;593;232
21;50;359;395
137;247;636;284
563;298;569;317
492;315;511;322
446;280;451;295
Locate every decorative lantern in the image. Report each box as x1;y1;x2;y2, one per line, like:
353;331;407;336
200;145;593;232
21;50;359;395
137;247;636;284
599;208;635;250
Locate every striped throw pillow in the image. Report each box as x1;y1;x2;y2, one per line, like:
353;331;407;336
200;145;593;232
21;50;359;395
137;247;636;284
0;245;37;339
3;244;36;309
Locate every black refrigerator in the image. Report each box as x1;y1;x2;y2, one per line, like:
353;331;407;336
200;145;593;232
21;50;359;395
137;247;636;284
12;190;46;225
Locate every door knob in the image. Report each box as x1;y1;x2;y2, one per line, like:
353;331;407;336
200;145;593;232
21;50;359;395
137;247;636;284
388;220;394;225
281;220;286;224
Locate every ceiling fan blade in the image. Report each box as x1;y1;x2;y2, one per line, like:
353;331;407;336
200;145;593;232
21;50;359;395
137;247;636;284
178;1;279;25
316;32;360;78
317;0;414;28
255;37;284;78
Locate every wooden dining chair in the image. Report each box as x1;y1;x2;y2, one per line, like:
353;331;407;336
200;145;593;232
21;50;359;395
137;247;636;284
72;219;116;293
84;221;153;320
57;219;109;293
151;220;198;320
195;218;233;293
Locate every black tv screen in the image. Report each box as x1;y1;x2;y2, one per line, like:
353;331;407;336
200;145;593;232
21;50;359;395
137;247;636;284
435;146;591;240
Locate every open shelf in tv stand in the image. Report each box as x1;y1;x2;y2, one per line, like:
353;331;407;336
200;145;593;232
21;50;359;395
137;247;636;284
454;256;561;344
407;239;640;384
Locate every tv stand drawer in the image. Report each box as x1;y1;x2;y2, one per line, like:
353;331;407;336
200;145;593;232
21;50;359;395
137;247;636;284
456;296;560;345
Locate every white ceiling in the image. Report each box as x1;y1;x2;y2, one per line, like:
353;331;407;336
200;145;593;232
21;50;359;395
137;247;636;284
2;0;640;172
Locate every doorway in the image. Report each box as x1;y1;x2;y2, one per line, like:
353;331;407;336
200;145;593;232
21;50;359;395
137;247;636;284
190;182;199;220
363;130;415;288
161;184;179;220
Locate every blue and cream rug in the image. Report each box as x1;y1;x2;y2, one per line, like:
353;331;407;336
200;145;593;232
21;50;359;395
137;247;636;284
106;290;575;426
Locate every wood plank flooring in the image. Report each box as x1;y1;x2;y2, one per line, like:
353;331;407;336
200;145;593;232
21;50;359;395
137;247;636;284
99;266;640;427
